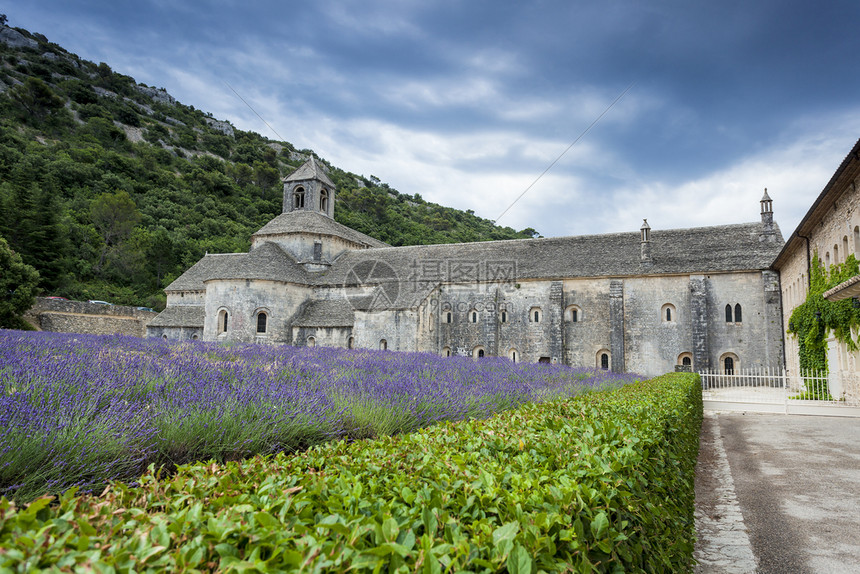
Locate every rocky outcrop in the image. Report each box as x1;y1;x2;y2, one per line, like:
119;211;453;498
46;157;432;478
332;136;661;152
0;26;38;50
134;84;176;106
204;117;234;137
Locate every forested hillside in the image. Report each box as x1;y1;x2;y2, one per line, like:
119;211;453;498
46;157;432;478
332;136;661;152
0;18;538;309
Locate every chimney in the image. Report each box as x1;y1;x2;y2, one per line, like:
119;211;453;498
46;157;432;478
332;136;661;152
640;219;652;263
760;189;776;242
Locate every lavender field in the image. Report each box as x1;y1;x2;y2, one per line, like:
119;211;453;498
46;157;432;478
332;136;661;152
0;330;638;503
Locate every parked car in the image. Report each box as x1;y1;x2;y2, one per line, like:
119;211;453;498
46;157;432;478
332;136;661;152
88;300;112;305
136;306;155;312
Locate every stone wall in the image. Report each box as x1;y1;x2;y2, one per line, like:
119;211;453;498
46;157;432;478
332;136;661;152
23;298;157;337
203;279;312;344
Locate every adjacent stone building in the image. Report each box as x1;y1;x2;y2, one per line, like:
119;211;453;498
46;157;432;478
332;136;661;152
149;156;786;377
773;137;860;399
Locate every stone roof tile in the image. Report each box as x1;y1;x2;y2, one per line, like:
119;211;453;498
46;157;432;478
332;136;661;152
292;299;355;327
253;210;389;248
148;305;205;327
283;156;336;188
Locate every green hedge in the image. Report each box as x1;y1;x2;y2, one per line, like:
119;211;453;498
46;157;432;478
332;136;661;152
0;373;702;573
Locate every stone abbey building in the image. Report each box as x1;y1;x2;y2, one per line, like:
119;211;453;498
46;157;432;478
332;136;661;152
148;156;785;377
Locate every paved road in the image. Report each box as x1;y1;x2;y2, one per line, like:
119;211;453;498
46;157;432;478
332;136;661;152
695;412;860;573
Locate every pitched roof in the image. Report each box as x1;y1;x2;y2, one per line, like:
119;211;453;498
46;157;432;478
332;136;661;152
292;299;355;327
164;253;245;292
168;220;783;312
253;210;389;248
203;242;312;284
147;305;205;328
283;156;336;188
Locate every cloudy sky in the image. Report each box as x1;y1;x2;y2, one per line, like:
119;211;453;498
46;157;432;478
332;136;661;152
10;1;860;238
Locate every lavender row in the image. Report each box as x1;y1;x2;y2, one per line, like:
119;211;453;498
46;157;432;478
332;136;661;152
0;330;639;502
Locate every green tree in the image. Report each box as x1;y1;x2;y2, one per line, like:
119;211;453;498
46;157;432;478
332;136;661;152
0;236;40;329
90;190;140;273
8;77;65;124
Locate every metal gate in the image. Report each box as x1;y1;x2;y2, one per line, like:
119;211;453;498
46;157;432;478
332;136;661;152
699;368;860;416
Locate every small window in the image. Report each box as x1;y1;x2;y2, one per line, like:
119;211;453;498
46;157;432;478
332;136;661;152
348;336;354;349
293;186;305;209
601;353;609;370
500;311;507;323
529;307;542;323
508;348;518;362
471;311;478;323
539;356;551;364
682;356;691;367
478;349;485;358
724;356;734;375
725;304;733;323
734;304;742;323
218;309;229;334
571;309;578;322
662;303;676;323
307;336;316;348
446;312;452;323
320;188;329;213
380;339;387;350
565;305;582;323
472;346;486;359
854;226;859;256
162;334;168;341
442;346;451;357
678;352;693;370
534;310;540;322
256;312;268;334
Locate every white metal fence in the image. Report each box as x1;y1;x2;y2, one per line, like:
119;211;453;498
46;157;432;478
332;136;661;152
699;368;860;415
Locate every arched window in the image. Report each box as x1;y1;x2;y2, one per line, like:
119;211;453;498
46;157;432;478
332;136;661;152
720;352;739;375
162;334;168;341
256;312;268;334
682;356;692;367
191;334;199;340
442;346;451;357
834;244;840;264
854;226;859;257
307;336;316;348
734;304;742;323
320;188;329;213
661;303;676;323
348;336;354;349
601;353;609;370
471;311;478;323
678;352;693;370
529;307;542;323
508;348;518;362
446;312;452;323
725;304;733;323
826;251;831;266
500;311;507;323
293;186;305;209
472;346;486;359
218;309;229;334
843;236;849;261
379;339;387;350
478;349;485;358
565;305;582;323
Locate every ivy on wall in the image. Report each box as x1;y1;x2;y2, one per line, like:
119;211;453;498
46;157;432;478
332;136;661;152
787;252;860;374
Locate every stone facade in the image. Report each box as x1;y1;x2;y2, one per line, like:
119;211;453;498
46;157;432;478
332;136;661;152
773;137;860;401
149;157;787;378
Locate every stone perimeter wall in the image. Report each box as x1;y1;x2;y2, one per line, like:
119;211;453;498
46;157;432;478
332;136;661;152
23;298;158;337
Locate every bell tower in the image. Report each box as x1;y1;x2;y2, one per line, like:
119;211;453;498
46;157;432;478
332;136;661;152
282;155;336;218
